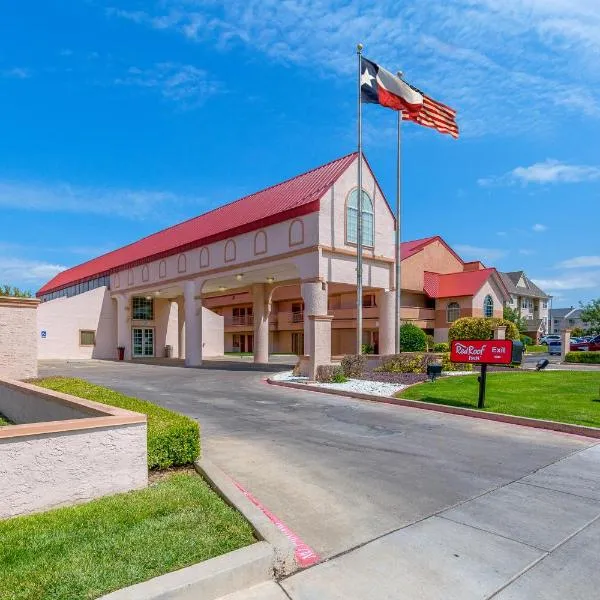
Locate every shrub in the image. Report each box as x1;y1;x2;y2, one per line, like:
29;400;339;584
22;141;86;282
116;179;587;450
565;352;600;364
376;353;438;374
361;343;375;354
520;335;533;346
400;323;427;352
34;377;200;470
433;342;449;352
341;354;367;378
448;317;520;342
331;366;348;383
292;360;302;377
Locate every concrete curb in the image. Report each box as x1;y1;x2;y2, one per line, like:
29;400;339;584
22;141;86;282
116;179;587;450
268;378;600;440
100;542;273;600
195;458;298;577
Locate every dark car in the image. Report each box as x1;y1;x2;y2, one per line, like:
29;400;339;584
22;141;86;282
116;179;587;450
570;334;600;351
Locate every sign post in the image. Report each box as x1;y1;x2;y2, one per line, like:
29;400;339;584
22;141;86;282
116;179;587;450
450;340;514;409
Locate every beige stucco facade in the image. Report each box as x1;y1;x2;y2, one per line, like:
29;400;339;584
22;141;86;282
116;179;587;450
0;296;39;380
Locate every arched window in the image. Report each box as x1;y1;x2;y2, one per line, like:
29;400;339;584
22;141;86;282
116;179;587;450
447;302;460;323
483;295;494;318
346;188;374;247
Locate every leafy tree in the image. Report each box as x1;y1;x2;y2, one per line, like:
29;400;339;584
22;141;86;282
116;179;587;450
0;284;33;298
571;327;585;337
580;298;600;334
399;323;427;351
448;317;520;342
503;306;527;332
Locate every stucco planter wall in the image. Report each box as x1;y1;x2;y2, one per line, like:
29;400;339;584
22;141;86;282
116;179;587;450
0;296;39;380
0;378;148;519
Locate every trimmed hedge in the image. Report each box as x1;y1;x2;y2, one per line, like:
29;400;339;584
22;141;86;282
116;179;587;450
400;323;427;351
433;342;449;352
565;352;600;364
316;364;347;383
375;352;472;374
341;354;367;378
34;377;200;470
449;317;520;342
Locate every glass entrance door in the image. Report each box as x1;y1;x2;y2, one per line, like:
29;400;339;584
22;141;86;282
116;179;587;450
132;327;154;357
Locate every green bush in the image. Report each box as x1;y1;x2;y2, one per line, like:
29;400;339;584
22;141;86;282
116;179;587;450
400;323;427;352
448;317;520;342
361;343;375;355
565;352;600;364
341;354;367;378
426;334;435;351
433;342;449;352
520;335;533;346
34;377;200;470
376;353;437;374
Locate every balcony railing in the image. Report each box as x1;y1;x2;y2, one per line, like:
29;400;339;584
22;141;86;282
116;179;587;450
289;311;304;323
226;314;254;326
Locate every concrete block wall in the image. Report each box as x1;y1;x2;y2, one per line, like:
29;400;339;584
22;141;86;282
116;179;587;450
0;297;39;380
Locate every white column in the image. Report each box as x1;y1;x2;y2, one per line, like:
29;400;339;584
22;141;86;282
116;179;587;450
301;281;331;379
378;290;395;356
115;294;131;360
560;329;571;362
184;281;203;367
177;297;186;360
252;283;270;363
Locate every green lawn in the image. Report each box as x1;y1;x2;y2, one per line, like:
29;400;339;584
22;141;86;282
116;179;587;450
526;345;548;353
0;473;255;600
400;371;600;428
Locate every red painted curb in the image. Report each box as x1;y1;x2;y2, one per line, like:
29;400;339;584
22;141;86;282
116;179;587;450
267;378;600;440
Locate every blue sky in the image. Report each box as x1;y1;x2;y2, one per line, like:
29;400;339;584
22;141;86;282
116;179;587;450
1;0;599;307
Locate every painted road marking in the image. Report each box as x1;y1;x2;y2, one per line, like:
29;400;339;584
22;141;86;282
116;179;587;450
231;479;320;568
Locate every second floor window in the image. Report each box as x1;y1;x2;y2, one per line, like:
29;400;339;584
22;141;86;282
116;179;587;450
132;297;154;320
362;294;376;308
346;188;374;247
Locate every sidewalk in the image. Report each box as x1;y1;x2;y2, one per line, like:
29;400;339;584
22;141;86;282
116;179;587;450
228;443;600;600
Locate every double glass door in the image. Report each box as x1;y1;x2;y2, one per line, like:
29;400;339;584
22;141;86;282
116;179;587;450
132;327;154;358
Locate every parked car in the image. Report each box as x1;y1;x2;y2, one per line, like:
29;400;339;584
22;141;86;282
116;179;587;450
570;335;600;352
548;340;562;355
540;335;561;345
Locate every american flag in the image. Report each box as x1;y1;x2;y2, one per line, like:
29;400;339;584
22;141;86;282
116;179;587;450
401;82;459;139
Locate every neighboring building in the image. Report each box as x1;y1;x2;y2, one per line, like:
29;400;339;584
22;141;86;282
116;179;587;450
37;152;509;370
549;307;589;334
500;271;550;341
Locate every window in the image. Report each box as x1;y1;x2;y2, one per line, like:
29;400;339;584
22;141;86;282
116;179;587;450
483;295;494;318
79;330;96;346
362;294;376;308
346;188;374;247
132;296;154;320
232;334;241;348
542;300;548;308
447;302;460;323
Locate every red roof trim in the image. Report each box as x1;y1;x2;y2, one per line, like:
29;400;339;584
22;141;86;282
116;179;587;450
38;152;357;296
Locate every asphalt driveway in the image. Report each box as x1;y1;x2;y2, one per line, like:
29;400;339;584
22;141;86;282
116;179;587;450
39;359;594;561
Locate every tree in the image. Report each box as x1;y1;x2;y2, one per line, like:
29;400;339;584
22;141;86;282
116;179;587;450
0;284;32;298
571;327;585;338
503;306;527;332
580;298;600;334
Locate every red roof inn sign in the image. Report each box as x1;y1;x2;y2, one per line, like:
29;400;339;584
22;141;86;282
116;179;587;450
450;340;513;365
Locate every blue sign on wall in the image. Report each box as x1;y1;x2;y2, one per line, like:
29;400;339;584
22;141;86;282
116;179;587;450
41;330;47;339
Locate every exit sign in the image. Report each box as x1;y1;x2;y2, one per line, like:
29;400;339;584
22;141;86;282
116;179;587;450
450;340;513;365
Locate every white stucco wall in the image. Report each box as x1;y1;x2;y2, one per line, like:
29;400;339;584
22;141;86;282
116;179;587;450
202;307;224;357
0;297;39;380
38;287;117;360
0;423;147;518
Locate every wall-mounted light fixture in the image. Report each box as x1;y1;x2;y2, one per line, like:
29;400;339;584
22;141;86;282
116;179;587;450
266;276;275;284
235;273;244;281
218;286;227;292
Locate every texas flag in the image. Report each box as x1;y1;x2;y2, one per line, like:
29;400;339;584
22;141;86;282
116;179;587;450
360;57;423;117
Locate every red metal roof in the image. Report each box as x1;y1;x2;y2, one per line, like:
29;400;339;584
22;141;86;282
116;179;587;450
423;268;498;298
400;236;438;260
38;152;359;296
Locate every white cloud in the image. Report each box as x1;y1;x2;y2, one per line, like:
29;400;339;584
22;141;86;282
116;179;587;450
480;160;600;186
454;244;508;262
556;256;600;269
2;67;31;79
0;179;200;220
115;63;222;107
106;0;600;136
532;223;547;232
0;257;66;284
519;249;536;255
532;271;600;292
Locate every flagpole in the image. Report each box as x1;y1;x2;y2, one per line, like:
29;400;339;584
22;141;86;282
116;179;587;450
395;73;403;353
356;43;364;355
